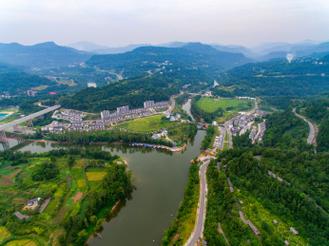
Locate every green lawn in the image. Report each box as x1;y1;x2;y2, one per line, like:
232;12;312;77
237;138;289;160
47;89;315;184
115;114;197;146
193;97;254;123
195;97;253;114
115;114;170;133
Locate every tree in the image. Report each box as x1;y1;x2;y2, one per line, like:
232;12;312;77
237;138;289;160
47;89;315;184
32;162;59;181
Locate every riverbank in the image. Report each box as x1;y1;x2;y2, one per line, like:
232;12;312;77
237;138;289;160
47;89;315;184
89;130;206;246
130;142;187;152
0;149;133;246
162;163;200;245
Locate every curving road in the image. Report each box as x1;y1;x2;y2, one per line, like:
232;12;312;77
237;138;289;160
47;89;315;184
185;160;209;246
292;108;318;146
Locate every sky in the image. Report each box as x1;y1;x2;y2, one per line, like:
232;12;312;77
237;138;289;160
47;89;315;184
0;0;329;47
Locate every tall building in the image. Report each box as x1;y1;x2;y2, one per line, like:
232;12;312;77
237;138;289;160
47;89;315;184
144;100;155;109
117;105;129;114
101;110;110;120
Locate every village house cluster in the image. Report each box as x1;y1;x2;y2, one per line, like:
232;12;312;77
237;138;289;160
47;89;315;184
227;110;267;144
249;121;266;144
100;100;169;124
42;101;169;133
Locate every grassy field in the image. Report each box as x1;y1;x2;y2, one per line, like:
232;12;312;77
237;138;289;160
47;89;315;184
115;114;197;146
194;97;253;123
0;107;19;123
116;114;171;133
5;239;37;246
195;97;253;114
86;170;107;181
0;152;127;245
0;226;11;244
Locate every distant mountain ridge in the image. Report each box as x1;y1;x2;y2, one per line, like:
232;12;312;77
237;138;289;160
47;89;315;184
255;41;329;60
0;42;90;69
86;42;252;79
68;41;149;54
215;55;329;97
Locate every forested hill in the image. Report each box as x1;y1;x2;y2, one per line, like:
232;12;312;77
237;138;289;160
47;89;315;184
214;54;329;97
0;63;53;93
0;42;90;69
59;74;179;112
86;42;251;79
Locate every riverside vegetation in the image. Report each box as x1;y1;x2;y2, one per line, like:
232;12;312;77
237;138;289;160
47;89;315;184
0;149;132;246
162;163;200;245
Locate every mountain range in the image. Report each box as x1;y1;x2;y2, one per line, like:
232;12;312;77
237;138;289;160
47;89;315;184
67;40;329;60
215;54;329;97
0;42;90;69
86;42;252;79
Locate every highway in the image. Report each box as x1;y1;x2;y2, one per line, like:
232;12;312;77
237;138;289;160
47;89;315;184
292;108;318;146
0;105;61;131
186;160;210;246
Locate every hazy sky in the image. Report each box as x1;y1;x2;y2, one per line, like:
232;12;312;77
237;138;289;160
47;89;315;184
1;0;329;47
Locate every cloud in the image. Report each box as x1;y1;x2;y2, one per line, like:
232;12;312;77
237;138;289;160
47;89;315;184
0;0;328;46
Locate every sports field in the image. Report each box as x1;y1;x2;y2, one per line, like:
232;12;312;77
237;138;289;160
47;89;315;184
116;114;172;133
195;97;253;113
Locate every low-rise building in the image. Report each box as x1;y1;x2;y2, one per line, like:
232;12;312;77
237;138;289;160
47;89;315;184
23;197;41;211
87;82;97;88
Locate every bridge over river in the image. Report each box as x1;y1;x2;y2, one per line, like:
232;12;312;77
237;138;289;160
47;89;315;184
0;105;61;149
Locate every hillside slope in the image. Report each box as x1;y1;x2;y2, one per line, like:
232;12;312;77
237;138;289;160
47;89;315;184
0;42;90;69
215;55;329;97
87;43;251;79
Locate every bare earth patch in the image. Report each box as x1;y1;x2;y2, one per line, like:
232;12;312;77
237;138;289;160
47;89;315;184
73;192;83;203
0;169;20;186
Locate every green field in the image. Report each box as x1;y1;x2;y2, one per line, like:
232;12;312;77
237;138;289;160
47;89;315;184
116;114;171;133
196;97;253;114
115;114;197;146
192;97;253;123
0;107;19;123
0;150;132;245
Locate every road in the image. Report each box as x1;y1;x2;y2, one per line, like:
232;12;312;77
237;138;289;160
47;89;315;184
185;160;210;246
292;108;318;146
0;105;61;131
186;121;230;246
224;121;233;149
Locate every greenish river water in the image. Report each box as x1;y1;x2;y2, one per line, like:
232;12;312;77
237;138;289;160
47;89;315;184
19;130;205;246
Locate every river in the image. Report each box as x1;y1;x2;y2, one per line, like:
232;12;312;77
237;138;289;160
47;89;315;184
19;130;205;246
